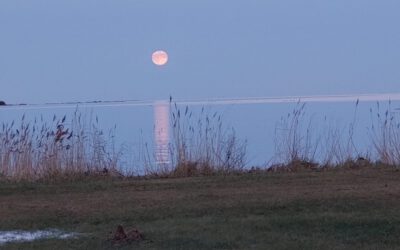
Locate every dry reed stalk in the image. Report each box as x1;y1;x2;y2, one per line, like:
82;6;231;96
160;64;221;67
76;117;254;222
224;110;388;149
369;101;400;166
169;103;247;176
0;110;123;181
143;100;247;177
273;102;319;166
272;100;369;170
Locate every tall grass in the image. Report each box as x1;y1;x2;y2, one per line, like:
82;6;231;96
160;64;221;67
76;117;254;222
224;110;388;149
170;103;247;176
273;102;320;166
2;100;400;180
272;100;400;171
0;110;122;181
144;102;247;177
369;101;400;165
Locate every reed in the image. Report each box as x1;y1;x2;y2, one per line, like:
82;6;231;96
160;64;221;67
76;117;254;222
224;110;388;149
271;100;375;171
369;101;400;166
273;102;320;169
170;103;247;176
0;110;122;181
2;100;400;180
144;101;247;177
316;100;400;169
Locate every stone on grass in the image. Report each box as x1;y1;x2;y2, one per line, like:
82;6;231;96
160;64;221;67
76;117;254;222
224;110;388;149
111;225;144;244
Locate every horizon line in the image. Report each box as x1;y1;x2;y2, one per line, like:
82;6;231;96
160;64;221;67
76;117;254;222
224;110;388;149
1;92;400;110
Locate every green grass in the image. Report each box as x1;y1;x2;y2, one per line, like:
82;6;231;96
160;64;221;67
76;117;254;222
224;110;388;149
2;167;400;249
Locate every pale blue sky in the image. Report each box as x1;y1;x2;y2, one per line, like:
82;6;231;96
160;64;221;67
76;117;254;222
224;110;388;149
1;0;399;104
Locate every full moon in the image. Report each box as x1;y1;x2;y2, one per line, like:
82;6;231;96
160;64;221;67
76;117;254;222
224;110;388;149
152;50;168;66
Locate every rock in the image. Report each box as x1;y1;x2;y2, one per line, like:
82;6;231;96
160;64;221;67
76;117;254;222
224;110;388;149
126;228;144;241
111;225;144;244
0;101;6;106
113;225;127;241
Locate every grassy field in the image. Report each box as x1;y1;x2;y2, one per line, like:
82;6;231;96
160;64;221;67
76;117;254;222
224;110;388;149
1;167;400;249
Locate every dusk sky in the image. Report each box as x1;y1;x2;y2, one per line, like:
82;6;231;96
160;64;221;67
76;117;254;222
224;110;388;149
1;0;399;104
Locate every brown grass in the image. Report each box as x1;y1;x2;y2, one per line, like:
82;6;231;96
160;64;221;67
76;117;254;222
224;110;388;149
272;101;400;171
144;102;247;177
0;110;122;181
1;100;400;180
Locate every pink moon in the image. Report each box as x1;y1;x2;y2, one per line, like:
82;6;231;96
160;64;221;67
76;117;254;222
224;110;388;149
152;50;168;66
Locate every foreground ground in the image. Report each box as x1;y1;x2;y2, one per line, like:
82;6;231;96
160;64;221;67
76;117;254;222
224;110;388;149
1;167;400;249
